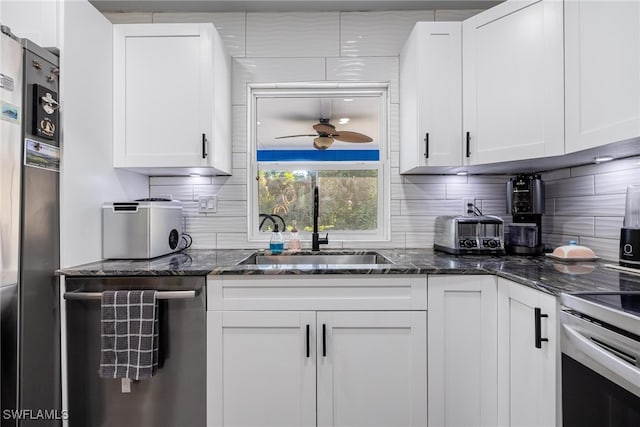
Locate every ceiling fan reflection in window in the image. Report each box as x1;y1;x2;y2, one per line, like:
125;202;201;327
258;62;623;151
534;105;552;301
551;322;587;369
275;118;373;150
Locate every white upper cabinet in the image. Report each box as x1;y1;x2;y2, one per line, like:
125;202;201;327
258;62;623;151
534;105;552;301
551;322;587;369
462;0;564;165
565;1;640;153
400;22;462;172
113;23;231;175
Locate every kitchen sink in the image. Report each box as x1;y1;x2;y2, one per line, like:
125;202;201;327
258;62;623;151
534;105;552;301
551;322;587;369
238;251;393;266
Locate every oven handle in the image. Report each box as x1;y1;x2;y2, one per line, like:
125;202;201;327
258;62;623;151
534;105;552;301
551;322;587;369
63;290;199;300
562;323;640;381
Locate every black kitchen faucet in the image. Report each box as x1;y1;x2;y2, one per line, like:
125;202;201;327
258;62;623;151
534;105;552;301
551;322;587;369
312;187;329;251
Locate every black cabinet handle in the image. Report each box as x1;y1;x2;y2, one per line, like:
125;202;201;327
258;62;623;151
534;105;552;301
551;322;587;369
466;131;471;158
534;307;549;349
306;324;310;358
322;323;327;357
202;133;208;159
424;133;429;159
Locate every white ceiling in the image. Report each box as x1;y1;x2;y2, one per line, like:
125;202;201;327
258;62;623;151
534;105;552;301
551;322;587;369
90;0;502;13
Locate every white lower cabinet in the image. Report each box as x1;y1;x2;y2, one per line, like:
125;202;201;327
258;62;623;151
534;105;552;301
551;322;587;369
497;278;558;427
428;275;559;427
427;275;498;427
206;275;428;427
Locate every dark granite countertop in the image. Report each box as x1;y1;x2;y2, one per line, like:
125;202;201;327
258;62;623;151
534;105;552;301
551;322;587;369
57;248;640;296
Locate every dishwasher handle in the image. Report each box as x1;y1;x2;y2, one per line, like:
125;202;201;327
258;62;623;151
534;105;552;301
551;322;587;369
63;290;199;301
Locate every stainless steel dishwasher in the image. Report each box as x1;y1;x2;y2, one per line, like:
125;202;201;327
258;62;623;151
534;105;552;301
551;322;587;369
63;276;205;427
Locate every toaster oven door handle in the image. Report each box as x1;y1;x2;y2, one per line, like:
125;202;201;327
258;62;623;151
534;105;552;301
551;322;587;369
63;290;199;301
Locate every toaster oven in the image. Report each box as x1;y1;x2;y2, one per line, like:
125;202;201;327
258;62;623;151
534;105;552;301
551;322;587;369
434;215;505;255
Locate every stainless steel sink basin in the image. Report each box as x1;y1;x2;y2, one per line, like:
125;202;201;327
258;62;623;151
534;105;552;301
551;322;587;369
238;252;393;265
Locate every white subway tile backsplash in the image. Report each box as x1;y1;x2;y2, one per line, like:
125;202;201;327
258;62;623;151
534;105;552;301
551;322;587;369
152;12;247;57
390;151;400;168
326;57;399;103
545;175;594;198
340;11;434;57
233;106;248;153
246;12;339;58
194;184;247;201
445;183;504;200
401;200;461;216
578;236;619;261
541;168;571;181
467;175;510;184
392;216;437;232
186;232;217;249
212;168;248;186
391;183;446;200
150;176;211;186
543;233;580;250
391;200;402;216
595;217;624;239
542;216;595;237
232;58;326;105
390;103;400;153
595;168;640;194
405;232;436;249
189;216;247;233
555;194;626;217
478;199;506;216
403;175;468;185
150;185;193;201
232;152;248;170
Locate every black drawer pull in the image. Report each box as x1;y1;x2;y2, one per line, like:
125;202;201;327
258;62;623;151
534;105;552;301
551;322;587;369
306;324;310;358
322;323;326;357
466;131;471;158
424;132;429;159
202;133;208;159
535;307;549;349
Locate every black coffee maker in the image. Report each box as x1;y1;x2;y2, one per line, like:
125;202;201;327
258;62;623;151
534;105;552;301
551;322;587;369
506;174;545;255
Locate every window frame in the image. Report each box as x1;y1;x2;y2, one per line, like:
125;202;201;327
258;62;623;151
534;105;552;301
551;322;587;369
247;82;390;244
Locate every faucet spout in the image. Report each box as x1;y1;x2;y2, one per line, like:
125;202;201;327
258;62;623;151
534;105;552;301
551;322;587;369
312;186;329;251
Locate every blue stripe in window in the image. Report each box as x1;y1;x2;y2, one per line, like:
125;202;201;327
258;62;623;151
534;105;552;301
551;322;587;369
257;150;379;162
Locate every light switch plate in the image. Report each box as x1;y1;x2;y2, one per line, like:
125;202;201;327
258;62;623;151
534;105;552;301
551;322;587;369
199;195;217;213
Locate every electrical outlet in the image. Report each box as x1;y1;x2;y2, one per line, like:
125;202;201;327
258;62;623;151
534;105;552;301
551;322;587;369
463;198;475;215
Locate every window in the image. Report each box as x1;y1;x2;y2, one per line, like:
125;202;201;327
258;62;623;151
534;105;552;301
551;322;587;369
248;83;389;243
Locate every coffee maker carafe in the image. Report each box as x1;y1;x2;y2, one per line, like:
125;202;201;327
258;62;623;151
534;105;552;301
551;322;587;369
620;185;640;268
506;174;545;255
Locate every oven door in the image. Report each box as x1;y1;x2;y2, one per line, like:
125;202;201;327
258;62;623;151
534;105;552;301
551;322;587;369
561;310;640;427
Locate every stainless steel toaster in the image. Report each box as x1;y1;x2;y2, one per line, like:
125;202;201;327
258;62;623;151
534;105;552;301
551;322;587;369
102;200;183;259
434;215;505;255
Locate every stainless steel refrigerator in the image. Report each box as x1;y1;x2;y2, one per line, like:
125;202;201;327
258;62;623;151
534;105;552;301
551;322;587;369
0;26;61;426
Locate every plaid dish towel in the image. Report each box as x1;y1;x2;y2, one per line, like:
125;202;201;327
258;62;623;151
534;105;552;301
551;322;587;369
99;290;159;380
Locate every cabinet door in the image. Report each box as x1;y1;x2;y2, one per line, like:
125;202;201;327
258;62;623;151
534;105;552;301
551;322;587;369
114;24;215;169
400;22;462;171
427;275;498;427
565;1;640;153
207;311;316;427
462;0;564;165
317;311;427;427
497;278;558;427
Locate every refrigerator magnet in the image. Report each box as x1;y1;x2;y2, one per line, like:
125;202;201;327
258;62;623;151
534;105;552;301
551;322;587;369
24;138;60;172
1;101;19;123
